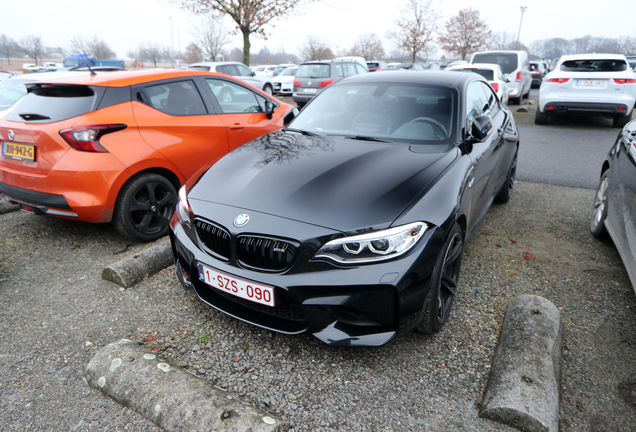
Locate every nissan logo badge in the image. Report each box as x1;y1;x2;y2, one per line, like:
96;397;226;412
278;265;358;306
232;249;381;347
234;214;250;228
8;130;15;141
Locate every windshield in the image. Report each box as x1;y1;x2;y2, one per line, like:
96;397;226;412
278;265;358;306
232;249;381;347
560;59;628;72
472;53;518;74
288;82;457;143
280;68;297;77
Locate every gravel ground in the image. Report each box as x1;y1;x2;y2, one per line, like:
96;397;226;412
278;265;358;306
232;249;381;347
1;180;635;432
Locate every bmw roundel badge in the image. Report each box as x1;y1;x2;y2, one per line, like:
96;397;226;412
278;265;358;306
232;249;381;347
234;213;250;228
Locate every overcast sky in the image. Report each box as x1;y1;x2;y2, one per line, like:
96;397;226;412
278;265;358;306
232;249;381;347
3;0;635;62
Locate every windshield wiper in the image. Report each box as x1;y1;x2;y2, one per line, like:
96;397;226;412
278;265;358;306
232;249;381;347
286;128;321;136
19;113;51;121
342;135;395;143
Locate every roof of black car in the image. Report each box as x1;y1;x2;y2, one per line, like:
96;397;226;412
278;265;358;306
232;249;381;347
338;70;485;87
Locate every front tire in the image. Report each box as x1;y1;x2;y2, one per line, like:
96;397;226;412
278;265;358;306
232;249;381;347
495;149;518;203
590;170;610;238
417;223;463;333
113;173;178;242
263;84;273;95
535;108;548;125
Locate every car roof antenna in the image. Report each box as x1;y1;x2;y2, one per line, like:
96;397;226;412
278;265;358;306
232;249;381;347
83;53;96;76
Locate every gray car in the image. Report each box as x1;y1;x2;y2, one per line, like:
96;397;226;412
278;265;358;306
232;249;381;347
292;59;367;108
188;61;275;96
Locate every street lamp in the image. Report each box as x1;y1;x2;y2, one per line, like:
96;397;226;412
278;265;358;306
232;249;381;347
516;6;527;48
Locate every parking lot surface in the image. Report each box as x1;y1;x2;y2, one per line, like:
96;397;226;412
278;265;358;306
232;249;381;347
1;177;635;431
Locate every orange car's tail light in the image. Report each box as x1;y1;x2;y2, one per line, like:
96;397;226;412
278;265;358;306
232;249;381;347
59;124;127;152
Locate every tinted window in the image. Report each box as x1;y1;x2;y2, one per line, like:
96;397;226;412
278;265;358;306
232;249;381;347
472;53;519;74
289;83;456;143
207;78;266;113
296;64;330;78
144;80;206;116
560;59;628;72
7;84;102;123
455;69;494;81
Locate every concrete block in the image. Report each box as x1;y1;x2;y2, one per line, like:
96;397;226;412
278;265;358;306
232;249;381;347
0;199;19;215
85;339;290;432
480;295;563;432
102;240;173;288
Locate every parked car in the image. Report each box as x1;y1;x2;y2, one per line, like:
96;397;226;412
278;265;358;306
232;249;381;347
446;63;510;105
252;65;278;77
0;70;293;241
395;63;422;70
471;50;532;105
420;62;441;70
529;61;549;88
293;59;367;108
22;64;44;73
367;61;388;72
187;61;276;95
272;66;298;95
170;70;520;347
590;118;636;292
272;64;296;77
535;53;636;127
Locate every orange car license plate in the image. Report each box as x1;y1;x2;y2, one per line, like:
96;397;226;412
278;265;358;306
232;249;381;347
197;263;275;307
2;141;35;162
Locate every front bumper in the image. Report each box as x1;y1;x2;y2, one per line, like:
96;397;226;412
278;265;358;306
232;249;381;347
169;207;444;347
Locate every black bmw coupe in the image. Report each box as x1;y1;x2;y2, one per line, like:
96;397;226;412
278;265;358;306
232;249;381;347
170;70;520;346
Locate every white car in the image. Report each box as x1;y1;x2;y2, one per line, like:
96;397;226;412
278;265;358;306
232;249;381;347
187;61;275;95
447;63;510;106
535;53;636;128
271;66;297;95
252;64;278;77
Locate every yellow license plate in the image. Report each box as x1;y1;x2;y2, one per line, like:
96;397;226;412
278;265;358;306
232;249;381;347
2;141;35;162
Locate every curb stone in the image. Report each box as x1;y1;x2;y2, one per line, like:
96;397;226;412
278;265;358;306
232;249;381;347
0;200;19;215
85;339;290;432
480;295;563;432
102;240;173;288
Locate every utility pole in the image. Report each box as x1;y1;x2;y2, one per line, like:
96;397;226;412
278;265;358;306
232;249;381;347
516;6;527;48
170;16;175;67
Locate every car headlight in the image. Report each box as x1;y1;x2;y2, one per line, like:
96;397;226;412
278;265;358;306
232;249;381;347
314;222;427;264
176;185;192;227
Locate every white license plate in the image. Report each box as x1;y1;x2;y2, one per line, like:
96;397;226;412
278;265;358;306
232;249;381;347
197;263;275;307
304;88;318;93
575;79;605;88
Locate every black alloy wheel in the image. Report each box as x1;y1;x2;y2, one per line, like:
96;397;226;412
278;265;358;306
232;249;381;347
113;173;178;242
590;170;610;238
418;223;464;333
494;149;518;203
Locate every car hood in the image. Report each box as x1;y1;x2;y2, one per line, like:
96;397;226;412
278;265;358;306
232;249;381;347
189;131;458;232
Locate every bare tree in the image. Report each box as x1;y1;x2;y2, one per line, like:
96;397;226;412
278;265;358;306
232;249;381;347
19;35;45;64
191;12;230;62
571;36;591;54
387;0;440;63
139;42;164;67
0;34;18;65
70;35;116;59
184;42;203;63
349;33;386;60
438;8;490;60
175;0;316;65
298;34;334;60
486;31;516;51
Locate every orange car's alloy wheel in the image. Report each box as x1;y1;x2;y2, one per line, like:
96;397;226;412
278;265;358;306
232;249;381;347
113;173;178;241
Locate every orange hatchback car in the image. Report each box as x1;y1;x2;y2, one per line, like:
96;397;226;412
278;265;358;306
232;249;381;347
0;70;293;241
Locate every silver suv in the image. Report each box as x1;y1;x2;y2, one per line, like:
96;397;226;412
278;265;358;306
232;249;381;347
293;60;368;108
471;50;532;105
187;61;275;95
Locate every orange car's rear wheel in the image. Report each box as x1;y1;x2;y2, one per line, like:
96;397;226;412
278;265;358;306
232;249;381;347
113;173;177;242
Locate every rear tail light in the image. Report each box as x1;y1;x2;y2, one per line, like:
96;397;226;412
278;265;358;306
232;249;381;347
293;80;301;88
614;79;636;84
491;83;499;92
319;80;334;87
516;71;522;82
546;78;570;84
59;124;127;152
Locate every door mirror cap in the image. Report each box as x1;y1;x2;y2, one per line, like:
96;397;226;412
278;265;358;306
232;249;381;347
265;101;276;119
471;115;493;141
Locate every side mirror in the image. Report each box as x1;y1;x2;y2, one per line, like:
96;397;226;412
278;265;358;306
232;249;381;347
471;115;493;141
283;107;299;125
250;71;256;76
265;101;276;119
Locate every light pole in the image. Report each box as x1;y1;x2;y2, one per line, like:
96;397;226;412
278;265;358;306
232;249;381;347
516;6;527;48
170;16;175;67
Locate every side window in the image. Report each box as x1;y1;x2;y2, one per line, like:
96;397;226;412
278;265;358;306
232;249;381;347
216;65;229;74
465;82;489;126
344;63;357;77
335;63;344;77
355;63;367;74
236;64;253;77
144;80;206;116
206;78;266;114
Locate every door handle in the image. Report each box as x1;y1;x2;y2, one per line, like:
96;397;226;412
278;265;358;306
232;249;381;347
229;124;245;130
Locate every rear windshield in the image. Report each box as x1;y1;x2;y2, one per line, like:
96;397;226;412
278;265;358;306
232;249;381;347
296;64;330;78
472;53;518;74
6;84;103;123
560;59;628;72
455;69;494;80
187;65;211;72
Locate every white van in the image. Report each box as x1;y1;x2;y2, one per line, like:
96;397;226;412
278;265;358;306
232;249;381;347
471;50;532;105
